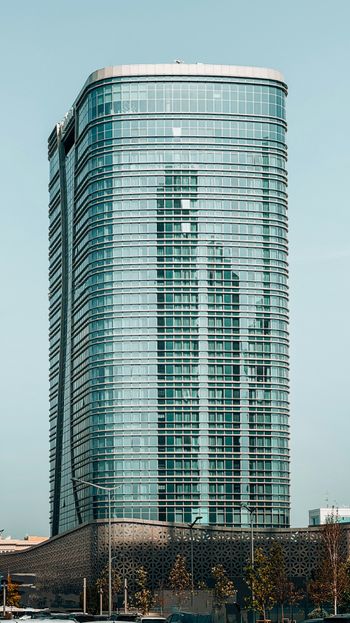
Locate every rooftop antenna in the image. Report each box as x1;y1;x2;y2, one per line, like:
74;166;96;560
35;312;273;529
325;491;329;508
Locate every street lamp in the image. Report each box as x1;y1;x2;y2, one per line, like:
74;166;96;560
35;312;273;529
241;505;256;622
241;505;256;567
0;532;5;616
189;516;202;606
72;477;122;617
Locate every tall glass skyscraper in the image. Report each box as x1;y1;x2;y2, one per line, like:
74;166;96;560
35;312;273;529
49;64;289;536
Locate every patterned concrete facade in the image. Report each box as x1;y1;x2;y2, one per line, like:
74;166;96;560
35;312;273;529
0;520;349;599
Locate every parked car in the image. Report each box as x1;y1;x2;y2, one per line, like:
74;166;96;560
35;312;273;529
140;617;166;623
72;617;109;623
110;615;141;623
69;615;93;623
167;614;213;623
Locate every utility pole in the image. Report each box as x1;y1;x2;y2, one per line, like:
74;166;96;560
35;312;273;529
241;505;256;623
189;516;202;607
72;478;122;617
124;578;128;613
0;528;4;617
99;587;103;616
2;578;7;618
83;577;87;614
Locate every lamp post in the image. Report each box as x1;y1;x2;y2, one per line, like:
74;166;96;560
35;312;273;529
72;477;121;617
241;505;256;567
0;530;5;617
189;516;202;606
124;577;128;614
98;585;103;616
2;579;7;618
241;505;256;622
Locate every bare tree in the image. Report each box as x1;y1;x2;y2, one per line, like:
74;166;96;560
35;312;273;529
322;511;347;614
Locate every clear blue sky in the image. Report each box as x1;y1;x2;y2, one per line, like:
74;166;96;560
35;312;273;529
1;0;349;538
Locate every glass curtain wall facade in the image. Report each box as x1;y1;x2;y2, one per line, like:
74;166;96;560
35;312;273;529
48;64;289;536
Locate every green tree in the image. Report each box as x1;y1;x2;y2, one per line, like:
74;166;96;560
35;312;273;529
340;559;350;611
287;581;304;621
134;566;154;614
245;547;275;620
307;564;331;616
6;575;21;608
169;554;191;607
211;565;235;608
270;542;289;622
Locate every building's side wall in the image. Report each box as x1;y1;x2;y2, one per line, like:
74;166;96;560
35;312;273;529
0;522;95;595
49;117;83;536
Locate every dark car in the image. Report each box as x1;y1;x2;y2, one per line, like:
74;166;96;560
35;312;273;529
72;617;109;623
110;616;140;623
167;614;213;623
